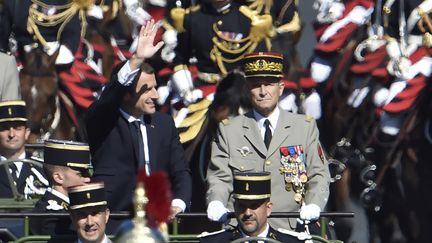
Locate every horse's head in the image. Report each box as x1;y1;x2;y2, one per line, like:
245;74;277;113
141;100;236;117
19;46;59;143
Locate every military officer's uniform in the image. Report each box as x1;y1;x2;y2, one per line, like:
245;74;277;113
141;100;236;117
206;53;331;230
29;140;92;236
0;100;48;199
200;172;304;243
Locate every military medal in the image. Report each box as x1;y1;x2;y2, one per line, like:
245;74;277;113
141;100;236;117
280;145;308;204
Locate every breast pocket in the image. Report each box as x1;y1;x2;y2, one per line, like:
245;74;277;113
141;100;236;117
228;157;263;173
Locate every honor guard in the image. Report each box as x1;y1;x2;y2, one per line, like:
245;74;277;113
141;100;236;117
199;172;304;243
69;182;113;243
10;0;90;65
29;139;91;236
0;100;49;199
170;0;274;105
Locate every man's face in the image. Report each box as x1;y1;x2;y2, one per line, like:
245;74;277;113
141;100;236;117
71;206;110;243
247;78;284;117
235;199;272;236
0;121;30;156
124;72;159;115
61;167;91;189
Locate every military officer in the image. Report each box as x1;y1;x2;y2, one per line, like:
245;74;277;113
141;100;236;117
206;52;331;230
0;100;48;199
30;139;92;236
199;172;304;242
2;0;83;65
170;0;274;105
69;182;112;243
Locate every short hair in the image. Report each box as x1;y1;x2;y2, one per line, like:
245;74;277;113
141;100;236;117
43;163;66;185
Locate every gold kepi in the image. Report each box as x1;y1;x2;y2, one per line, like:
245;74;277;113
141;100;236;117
243;52;284;79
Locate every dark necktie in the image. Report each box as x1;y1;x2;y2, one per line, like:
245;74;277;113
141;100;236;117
264;119;272;149
130;120;145;169
9;163;19;184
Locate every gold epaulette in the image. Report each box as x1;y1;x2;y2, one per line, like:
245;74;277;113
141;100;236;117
73;0;93;9
171;5;201;33
305;115;313;122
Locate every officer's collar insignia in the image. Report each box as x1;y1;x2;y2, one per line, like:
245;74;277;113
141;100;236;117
237;146;252;157
46;200;64;210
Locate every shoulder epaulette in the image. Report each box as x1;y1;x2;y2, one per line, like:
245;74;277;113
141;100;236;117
197;229;227;238
305;115;313;122
221;118;230;125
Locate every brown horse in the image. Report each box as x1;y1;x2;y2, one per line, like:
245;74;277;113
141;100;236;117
19;46;81;143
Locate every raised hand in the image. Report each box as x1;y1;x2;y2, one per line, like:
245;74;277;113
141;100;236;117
130;19;165;69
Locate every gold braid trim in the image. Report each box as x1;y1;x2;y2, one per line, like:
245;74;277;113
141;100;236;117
27;0;89;48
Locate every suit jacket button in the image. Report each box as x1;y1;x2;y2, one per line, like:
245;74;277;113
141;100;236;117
265;160;271;166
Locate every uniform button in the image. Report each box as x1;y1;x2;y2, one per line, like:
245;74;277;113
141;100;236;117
265;160;271;166
217;20;222;25
240;166;244;170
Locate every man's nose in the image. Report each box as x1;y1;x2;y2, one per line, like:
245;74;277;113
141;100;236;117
86;214;94;225
8;127;16;137
152;88;159;99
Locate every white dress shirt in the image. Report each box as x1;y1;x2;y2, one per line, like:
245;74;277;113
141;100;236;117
1;152;26;178
253;107;280;140
239;223;270;243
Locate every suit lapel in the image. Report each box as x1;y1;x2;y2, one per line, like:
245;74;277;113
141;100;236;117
242;112;267;157
267;110;292;158
16;163;30;191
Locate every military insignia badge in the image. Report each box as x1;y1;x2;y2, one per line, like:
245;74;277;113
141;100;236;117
237;146;252;157
46;200;64;210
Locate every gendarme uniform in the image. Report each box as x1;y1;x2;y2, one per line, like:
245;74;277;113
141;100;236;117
199;172;304;243
0;100;49;199
69;182;112;243
29;139;92;236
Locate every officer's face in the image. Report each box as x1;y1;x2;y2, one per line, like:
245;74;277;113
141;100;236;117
247;78;284;117
0;122;30;157
71;206;110;243
124;71;159;116
235;199;272;236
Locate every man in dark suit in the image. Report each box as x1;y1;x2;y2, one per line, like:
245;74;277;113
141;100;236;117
199;172;304;243
85;20;192;219
0;100;48;199
30;139;92;236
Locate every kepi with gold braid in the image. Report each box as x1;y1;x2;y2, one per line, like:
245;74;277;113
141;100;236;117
0;100;27;123
233;172;271;200
68;182;107;210
44;139;92;171
243;52;283;79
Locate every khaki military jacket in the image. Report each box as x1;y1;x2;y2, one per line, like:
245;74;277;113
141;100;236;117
207;109;330;229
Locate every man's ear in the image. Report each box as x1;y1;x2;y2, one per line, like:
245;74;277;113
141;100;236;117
52;171;64;185
105;208;110;223
266;201;273;217
24;127;31;140
278;81;284;96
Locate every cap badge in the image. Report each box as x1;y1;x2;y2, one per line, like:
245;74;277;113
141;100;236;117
8;107;12;116
245;183;249;191
86;192;91;199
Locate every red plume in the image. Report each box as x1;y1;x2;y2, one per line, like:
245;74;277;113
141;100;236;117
142;171;172;226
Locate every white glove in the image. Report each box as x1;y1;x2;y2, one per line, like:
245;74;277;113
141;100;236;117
87;5;104;20
303;91;322;120
126;6;152;26
310;57;332;83
300;203;321;221
171;68;197;104
207;200;229;222
56;44;75;65
157;85;171;105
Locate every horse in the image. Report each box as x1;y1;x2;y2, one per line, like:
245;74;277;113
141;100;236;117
19;46;82;144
